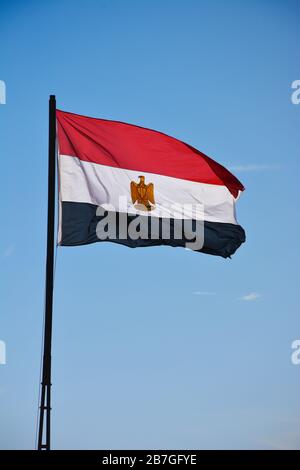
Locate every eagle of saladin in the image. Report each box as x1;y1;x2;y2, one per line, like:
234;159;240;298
130;175;155;211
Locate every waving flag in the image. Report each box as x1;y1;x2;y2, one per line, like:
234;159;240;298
57;110;245;257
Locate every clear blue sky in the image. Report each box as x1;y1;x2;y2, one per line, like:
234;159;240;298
0;0;299;450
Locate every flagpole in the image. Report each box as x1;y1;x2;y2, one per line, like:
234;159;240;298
37;95;56;450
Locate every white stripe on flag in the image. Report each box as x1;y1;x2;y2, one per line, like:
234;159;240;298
59;154;238;224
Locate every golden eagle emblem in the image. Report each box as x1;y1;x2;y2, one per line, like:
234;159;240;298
130;175;155;211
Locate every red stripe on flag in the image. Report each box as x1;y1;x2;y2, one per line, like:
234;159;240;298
57;110;244;197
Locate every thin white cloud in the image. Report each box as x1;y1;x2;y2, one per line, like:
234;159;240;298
228;164;280;173
267;435;300;450
193;291;216;296
265;419;300;450
240;292;261;301
2;244;15;258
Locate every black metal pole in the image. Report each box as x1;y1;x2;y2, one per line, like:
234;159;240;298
37;95;56;450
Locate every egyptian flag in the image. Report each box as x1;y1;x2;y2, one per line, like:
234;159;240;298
57;110;245;258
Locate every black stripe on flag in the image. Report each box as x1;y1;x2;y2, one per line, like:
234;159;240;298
59;202;245;258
